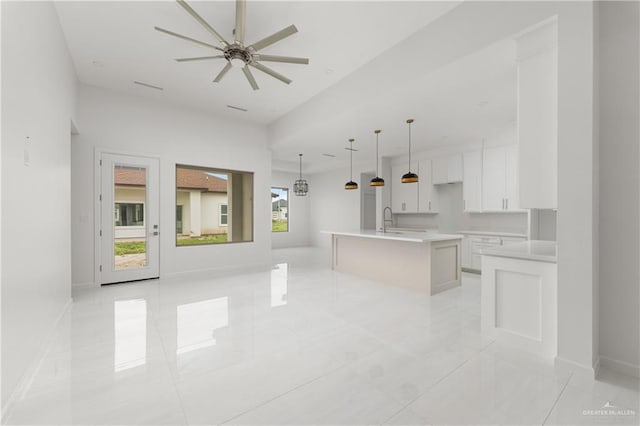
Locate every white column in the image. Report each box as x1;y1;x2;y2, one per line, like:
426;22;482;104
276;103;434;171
189;190;201;237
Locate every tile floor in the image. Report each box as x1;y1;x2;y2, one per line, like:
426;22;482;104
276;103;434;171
5;247;639;425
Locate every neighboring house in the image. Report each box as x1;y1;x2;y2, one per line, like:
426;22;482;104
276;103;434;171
114;167;228;239
272;199;288;221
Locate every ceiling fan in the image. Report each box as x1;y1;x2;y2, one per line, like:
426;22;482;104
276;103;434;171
155;0;309;90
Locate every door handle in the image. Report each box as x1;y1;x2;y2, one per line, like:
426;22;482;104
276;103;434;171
152;231;159;236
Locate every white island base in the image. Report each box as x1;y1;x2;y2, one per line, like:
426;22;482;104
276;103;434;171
328;231;462;295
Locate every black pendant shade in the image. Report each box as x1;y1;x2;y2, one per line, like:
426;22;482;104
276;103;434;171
402;118;418;183
370;129;385;187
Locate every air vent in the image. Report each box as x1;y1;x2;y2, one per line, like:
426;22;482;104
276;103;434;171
133;81;164;91
344;147;358;152
226;105;248;112
322;153;336;158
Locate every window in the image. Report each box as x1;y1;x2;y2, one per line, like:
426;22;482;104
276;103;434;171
271;187;288;232
175;164;253;246
219;204;228;226
115;203;144;227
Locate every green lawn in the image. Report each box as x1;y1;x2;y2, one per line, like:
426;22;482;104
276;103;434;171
177;234;228;246
114;241;146;255
272;220;288;232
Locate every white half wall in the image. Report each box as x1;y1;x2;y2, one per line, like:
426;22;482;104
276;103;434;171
72;85;271;284
597;1;640;377
271;170;310;248
1;1;78;411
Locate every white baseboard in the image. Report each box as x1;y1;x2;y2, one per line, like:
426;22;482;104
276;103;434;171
599;355;640;378
1;297;73;423
555;355;600;379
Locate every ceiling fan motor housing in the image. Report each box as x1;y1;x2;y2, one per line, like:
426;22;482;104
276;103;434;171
225;44;253;66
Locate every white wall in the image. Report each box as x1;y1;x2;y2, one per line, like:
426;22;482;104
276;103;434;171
1;1;78;411
271;170;310;249
71;85;271;284
308;165;363;249
597;1;640;377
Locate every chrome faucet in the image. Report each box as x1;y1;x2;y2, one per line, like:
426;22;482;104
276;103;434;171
383;206;393;232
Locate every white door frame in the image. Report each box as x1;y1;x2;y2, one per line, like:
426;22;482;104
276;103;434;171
94;150;160;285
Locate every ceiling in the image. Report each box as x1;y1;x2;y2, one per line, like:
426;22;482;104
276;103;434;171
55;1;520;175
54;1;461;125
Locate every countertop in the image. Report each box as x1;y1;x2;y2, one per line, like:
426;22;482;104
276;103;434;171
481;240;557;263
458;230;528;238
322;230;463;243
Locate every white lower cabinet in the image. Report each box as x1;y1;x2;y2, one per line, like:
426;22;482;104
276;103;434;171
481;255;557;358
461;234;527;271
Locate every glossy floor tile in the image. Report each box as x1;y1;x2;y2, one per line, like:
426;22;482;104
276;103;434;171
4;247;639;425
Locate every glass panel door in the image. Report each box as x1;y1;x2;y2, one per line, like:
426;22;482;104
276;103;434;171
100;153;159;284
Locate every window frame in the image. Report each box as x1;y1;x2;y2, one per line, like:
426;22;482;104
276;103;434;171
271;186;289;233
174;163;254;247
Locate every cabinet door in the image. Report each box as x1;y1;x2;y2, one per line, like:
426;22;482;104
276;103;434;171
504;145;520;211
447;154;463;183
391;164;418;213
432;157;448;185
418;159;437;212
482;146;506;211
463;151;482;211
461;236;472;269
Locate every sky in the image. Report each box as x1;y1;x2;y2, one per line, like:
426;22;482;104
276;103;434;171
272;187;288;201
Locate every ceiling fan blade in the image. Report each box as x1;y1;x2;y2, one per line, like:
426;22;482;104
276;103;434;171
242;66;259;91
234;0;246;44
176;0;229;47
175;55;224;62
251;62;292;85
213;62;232;83
255;54;309;65
155;27;223;51
250;25;298;52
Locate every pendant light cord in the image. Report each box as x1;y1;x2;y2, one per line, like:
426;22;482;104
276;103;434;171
376;132;380;176
299;154;303;180
408;120;412;172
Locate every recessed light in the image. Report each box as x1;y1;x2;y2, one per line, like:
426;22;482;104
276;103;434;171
226;105;248;112
92;60;104;67
133;81;164;91
325;68;334;74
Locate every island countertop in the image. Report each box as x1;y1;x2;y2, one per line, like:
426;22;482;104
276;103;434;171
322;230;463;243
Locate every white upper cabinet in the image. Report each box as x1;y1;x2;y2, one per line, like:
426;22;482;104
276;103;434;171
516;21;558;209
462;150;482;212
418;158;438;213
432;154;463;184
482;145;521;212
391;163;418;213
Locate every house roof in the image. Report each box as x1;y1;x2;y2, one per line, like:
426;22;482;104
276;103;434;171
272;199;288;211
114;167;227;193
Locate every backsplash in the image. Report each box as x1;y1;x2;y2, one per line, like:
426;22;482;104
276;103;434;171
394;183;529;235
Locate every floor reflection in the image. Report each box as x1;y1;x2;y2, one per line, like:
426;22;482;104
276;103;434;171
114;299;147;372
271;263;288;307
177;297;229;355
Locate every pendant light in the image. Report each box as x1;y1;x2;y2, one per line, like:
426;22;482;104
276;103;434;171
344;138;358;190
369;129;385;187
293;153;308;196
401;118;419;183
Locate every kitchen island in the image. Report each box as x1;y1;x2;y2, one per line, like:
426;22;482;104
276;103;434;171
324;230;463;295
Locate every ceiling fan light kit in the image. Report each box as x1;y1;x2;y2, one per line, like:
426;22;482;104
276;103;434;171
370;129;385;187
345;139;359;191
401;119;419;183
156;0;309;91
